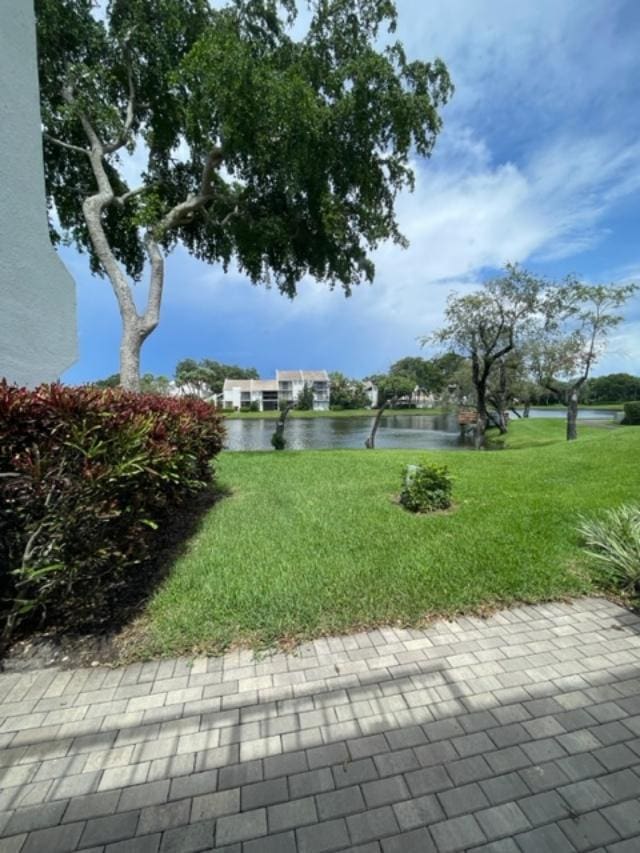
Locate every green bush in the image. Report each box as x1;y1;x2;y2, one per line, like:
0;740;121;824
296;382;314;410
248;400;261;412
622;401;640;425
0;382;225;647
400;463;453;513
578;505;640;595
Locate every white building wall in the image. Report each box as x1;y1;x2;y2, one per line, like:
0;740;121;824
0;0;77;386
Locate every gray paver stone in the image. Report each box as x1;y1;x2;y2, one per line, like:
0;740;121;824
381;827;436;853
316;785;365;820
430;814;486;852
558;811;620;850
105;834;161;853
347;806;399;845
159;819;213;853
438;782;490;817
244;829;297;853
474;802;530;840
80;810;140;847
268;796;318;832
361;775;410;808
296;818;350;853
215;807;266;845
22;822;84;853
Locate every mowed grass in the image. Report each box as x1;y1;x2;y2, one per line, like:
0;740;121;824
137;420;640;658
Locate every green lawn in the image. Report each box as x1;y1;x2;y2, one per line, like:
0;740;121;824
225;407;447;419
136;420;640;658
534;402;626;411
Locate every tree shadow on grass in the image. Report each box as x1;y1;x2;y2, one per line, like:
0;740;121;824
3;483;231;670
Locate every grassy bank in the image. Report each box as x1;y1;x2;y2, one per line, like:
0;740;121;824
224;407;447;419
136;419;639;658
532;402;625;411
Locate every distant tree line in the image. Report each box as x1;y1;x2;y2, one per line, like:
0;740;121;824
91;358;639;415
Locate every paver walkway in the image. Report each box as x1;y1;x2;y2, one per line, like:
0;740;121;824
1;598;640;853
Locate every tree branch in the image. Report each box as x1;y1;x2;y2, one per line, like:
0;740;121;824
218;204;239;227
200;146;224;196
140;233;164;337
104;64;136;154
115;185;151;206
43;133;88;156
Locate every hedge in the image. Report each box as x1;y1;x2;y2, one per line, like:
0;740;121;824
622;401;640;425
0;382;225;649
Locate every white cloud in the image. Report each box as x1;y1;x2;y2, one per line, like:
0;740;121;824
177;126;640;348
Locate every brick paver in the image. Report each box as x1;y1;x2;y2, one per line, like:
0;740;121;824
2;597;640;851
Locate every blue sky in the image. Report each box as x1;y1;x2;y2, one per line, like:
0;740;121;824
63;0;640;383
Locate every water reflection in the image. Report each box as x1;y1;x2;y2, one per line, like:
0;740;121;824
224;408;617;452
225;411;465;451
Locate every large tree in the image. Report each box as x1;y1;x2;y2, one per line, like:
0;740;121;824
174;358;258;398
586;372;640;404
531;281;637;440
427;265;544;448
36;0;453;390
328;372;370;409
389;353;465;393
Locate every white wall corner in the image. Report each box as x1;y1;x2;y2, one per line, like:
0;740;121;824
0;0;78;387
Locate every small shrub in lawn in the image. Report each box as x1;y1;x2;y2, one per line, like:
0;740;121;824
271;430;286;450
578;504;640;595
400;463;453;513
622;401;640;425
0;382;225;648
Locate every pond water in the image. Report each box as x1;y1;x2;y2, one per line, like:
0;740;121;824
224;408;617;451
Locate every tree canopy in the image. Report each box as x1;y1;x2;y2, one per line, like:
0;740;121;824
174;358;258;397
586;373;640;403
530;281;637;439
328;372;370;409
36;0;453;388
427;265;545;447
389;353;465;392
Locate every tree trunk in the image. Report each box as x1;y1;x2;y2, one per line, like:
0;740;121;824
494;410;508;434
567;388;579;441
474;384;488;449
272;403;294;450
365;397;397;448
120;322;144;391
523;401;531;418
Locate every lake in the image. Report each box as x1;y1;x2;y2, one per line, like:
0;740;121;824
224;408;618;451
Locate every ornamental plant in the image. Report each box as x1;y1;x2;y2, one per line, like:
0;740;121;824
578;505;640;595
622;402;640;425
400;462;453;513
0;382;225;650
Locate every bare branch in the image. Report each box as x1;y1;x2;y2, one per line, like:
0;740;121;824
104;64;136;155
115;185;151;206
140;233;164;337
43;133;88;156
218;204;239;227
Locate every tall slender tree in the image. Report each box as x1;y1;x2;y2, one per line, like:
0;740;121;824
36;0;452;389
531;281;637;440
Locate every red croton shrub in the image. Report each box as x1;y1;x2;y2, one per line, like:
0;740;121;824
0;382;225;647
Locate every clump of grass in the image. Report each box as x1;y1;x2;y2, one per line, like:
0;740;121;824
578;504;640;595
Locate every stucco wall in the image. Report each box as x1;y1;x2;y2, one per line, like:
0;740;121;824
0;0;77;387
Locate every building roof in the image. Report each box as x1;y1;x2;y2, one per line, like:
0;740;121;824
276;370;329;382
222;378;278;392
